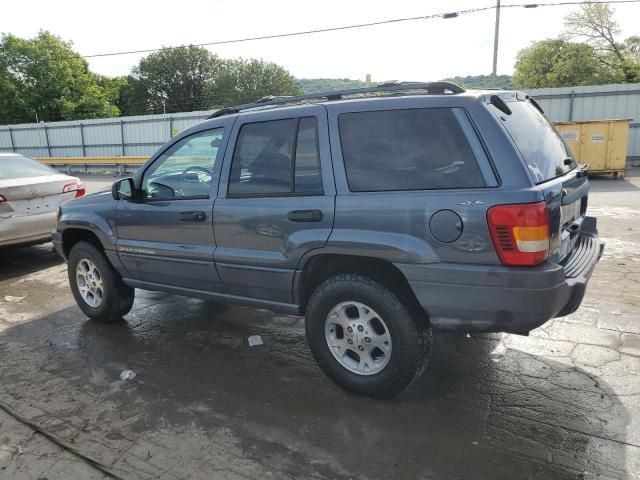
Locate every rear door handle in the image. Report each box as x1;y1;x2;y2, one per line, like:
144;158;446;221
287;209;323;222
180;211;207;222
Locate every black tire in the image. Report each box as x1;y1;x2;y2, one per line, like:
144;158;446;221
67;241;134;322
305;274;431;398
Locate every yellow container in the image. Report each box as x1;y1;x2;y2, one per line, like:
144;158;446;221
554;119;630;177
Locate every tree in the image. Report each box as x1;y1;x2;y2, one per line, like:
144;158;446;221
564;3;640;82
0;31;118;124
129;46;225;114
214;58;302;106
513;39;614;88
441;74;513;89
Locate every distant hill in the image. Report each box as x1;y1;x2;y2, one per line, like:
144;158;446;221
441;75;513;89
297;78;366;94
296;75;514;95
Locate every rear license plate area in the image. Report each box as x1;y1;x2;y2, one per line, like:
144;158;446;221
559;200;583;260
12;196;62;215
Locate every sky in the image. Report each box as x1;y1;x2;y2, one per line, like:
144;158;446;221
1;0;640;82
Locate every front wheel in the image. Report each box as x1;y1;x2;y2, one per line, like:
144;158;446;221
68;241;134;322
305;274;431;398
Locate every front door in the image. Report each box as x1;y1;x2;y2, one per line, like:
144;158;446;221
115;127;226;292
213;106;335;304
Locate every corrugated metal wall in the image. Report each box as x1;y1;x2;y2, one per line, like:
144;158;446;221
1;83;639;161
0;110;213;158
526;83;640;161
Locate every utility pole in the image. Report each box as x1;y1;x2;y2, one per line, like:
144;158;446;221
492;0;501;86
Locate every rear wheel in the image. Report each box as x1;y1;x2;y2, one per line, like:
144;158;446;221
68;241;134;322
305;274;431;398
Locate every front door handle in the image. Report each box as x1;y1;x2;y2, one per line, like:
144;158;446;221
180;211;207;222
287;209;323;222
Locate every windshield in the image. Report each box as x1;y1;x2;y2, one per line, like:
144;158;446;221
0;155;58;180
492;100;576;184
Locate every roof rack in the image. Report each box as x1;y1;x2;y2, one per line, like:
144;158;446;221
207;81;465;119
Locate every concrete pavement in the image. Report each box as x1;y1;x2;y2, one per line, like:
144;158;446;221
0;172;638;479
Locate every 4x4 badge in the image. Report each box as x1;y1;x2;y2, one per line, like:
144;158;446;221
457;200;485;206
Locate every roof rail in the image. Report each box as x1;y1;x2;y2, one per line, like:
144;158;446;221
207;81;465;119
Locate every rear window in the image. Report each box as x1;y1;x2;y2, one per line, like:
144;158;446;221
338;108;488;192
0;155;57;180
493;100;575;184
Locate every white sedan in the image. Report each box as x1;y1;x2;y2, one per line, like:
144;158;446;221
0;153;85;247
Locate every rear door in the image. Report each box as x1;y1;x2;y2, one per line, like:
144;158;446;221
115;127;227;292
490;97;589;262
212;105;335;304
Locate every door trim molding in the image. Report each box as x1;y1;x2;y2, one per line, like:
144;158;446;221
123;278;301;315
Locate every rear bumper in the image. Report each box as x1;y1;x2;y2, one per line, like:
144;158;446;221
0;211;56;247
397;217;604;335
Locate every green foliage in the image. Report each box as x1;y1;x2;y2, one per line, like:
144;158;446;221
125;46;225;114
563;2;639;83
514;3;640;88
297;78;366;94
214;58;302;106
441;75;513;89
513;39;615;88
0;31;119;124
121;49;301;114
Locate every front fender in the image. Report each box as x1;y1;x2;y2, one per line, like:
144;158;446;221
58;213;117;251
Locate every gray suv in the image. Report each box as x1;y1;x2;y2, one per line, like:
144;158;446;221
53;82;603;397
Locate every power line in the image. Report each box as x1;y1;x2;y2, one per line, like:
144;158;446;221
81;0;640;59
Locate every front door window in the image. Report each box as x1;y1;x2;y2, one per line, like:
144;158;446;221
142;129;224;200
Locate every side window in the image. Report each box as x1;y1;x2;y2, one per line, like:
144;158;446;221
338;108;487;192
294;117;322;193
142;129;223;200
228;117;322;196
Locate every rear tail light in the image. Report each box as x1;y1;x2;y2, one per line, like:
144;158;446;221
0;194;6;203
487;201;550;266
62;182;86;198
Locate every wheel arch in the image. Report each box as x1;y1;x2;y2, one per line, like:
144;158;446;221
61;228;105;258
295;253;426;323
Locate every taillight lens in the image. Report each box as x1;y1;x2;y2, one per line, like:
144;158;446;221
62;182;86;198
0;194;6;203
487;201;550;266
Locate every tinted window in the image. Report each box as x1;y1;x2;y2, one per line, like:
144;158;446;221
142;129;223;200
493;100;575;183
339;108;486;192
228;117;322;196
0;155;57;180
295;117;322;193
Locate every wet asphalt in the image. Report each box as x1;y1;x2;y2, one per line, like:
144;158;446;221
0;174;638;479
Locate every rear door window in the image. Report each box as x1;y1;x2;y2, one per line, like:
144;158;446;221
338;108;489;192
492;100;576;184
228;117;323;196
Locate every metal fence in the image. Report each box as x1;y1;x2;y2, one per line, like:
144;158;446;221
1;82;639;162
0;110;213;159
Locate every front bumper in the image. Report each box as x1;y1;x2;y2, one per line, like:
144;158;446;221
52;230;65;259
397;217;604;335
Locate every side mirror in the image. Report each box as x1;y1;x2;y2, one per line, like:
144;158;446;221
112;177;136;201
